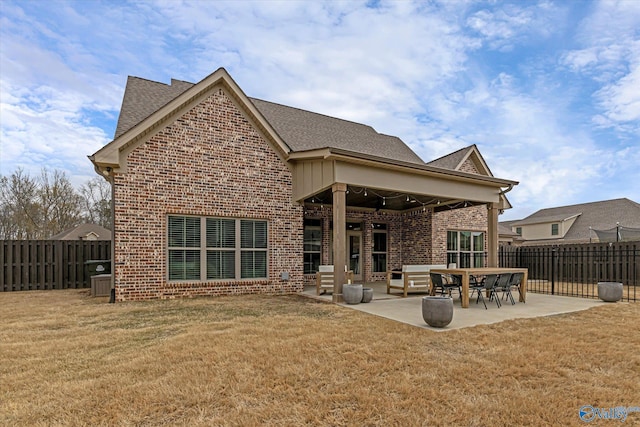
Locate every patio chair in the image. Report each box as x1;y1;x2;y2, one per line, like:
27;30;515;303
483;274;502;308
506;272;525;304
494;273;513;306
430;272;461;299
469;274;500;310
315;265;354;295
387;265;443;297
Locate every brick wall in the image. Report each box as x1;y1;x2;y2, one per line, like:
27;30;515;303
432;205;488;264
458;158;480;174
303;206;429;283
302;203;489;283
112;87;303;301
402;209;433;264
429;158;489;264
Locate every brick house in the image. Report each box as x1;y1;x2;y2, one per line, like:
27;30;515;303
90;68;517;302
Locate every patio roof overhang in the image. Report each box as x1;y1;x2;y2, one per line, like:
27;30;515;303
288;148;518;303
288;147;518;211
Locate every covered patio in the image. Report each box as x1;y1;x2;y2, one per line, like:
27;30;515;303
292;146;518;302
301;282;605;331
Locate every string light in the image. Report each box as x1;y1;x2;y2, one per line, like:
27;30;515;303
333;186;476;211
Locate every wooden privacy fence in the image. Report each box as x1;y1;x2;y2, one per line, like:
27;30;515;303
1;240;110;291
499;242;639;301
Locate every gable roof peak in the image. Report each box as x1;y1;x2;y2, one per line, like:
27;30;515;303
426;144;492;175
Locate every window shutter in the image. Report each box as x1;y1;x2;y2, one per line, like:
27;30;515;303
206;218;235;248
169;249;200;281
169;216;200;247
241;220;267;249
241;251;267;278
207;251;235;279
168;216;267;281
168;216;201;280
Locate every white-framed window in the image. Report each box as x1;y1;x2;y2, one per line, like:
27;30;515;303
372;223;387;273
447;230;485;268
303;218;322;274
551;223;559;236
168;215;267;281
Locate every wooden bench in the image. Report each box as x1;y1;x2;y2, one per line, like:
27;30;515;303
316;265;355;295
387;264;447;297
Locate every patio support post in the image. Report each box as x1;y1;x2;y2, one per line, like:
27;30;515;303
332;183;347;303
487;203;498;267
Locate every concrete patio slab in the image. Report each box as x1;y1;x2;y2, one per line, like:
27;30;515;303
301;283;605;331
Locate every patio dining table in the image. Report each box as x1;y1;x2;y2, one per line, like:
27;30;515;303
430;267;529;308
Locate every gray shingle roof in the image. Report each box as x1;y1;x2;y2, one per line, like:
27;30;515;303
50;223;112;240
249;98;424;164
514;212;581;226
114;77;194;139
426;145;473;170
498;223;519;237
513;198;640;241
112;75;425;164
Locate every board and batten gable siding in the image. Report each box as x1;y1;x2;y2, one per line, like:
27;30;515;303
112;87;303;301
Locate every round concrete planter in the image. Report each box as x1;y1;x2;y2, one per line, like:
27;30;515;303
597;282;623;302
361;287;373;303
422;296;453;328
343;284;363;305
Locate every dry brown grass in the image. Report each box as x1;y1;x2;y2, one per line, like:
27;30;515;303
528;281;638;301
1;290;639;426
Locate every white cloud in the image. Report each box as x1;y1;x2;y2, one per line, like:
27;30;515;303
593;59;640;129
0;0;638;212
561;1;640;135
466;1;562;51
0;78;110;185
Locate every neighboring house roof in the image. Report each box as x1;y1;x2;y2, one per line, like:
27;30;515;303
510;198;640;243
497;222;525;245
50;224;112;241
498;223;519;237
514;212;582;226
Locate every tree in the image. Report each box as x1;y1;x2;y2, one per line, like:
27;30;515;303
39;168;84;236
79;176;112;229
0;168;40;239
0;168;110;240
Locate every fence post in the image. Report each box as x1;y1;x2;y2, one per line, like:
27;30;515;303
551;245;557;295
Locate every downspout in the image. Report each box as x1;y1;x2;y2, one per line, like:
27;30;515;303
489;183;516;267
499;183;515;196
100;166;116;303
109;172;115;303
498;183;515;214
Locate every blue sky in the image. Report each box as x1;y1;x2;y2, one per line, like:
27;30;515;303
1;0;638;220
